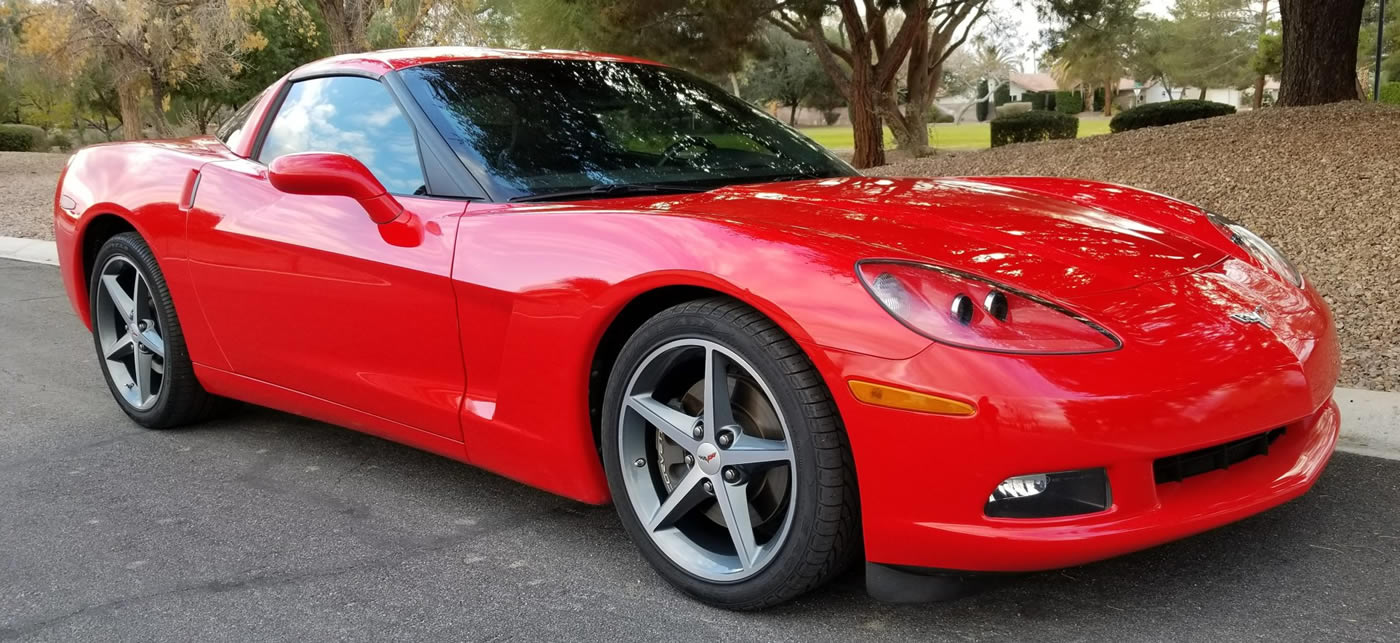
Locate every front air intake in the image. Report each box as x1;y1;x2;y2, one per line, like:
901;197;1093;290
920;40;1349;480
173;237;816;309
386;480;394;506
1154;428;1285;484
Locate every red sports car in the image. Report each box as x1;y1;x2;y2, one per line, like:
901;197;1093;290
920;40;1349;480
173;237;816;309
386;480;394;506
53;48;1340;609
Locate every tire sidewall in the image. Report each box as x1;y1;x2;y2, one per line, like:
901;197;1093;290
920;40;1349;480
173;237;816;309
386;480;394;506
601;307;830;606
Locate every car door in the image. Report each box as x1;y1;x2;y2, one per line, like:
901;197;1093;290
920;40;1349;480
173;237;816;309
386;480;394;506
186;74;467;441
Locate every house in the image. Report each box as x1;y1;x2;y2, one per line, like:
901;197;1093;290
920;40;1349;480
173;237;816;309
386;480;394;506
1006;72;1060;101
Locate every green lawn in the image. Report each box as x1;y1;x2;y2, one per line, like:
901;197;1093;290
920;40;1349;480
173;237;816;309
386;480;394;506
798;118;1113;151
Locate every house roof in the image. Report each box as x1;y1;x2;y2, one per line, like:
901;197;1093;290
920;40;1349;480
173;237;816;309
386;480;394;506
1009;72;1059;92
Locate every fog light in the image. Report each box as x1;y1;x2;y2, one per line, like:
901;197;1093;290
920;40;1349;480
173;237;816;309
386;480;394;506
992;474;1048;500
985;468;1110;518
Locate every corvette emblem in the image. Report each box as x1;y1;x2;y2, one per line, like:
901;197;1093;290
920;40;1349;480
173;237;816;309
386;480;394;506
1229;306;1271;329
700;452;718;462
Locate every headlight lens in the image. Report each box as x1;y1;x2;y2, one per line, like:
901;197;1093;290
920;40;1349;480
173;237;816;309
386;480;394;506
856;260;1120;355
1206;212;1302;287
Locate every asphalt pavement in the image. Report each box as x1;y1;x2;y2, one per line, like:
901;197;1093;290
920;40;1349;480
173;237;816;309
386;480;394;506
2;258;1397;642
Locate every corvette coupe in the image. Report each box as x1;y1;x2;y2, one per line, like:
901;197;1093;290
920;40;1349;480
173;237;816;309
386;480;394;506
53;48;1340;609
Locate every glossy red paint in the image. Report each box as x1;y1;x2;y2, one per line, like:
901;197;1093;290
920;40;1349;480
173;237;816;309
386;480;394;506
53;49;1340;577
268;152;406;224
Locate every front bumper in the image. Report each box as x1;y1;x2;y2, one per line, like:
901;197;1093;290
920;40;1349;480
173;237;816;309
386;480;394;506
805;266;1341;574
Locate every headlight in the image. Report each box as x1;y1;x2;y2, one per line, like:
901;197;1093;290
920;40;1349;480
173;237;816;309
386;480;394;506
856;260;1120;355
1205;212;1302;287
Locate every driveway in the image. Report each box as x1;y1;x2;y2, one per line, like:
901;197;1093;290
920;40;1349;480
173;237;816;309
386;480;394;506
1;258;1397;642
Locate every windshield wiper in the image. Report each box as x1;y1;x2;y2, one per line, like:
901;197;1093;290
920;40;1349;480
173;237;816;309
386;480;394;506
509;183;713;203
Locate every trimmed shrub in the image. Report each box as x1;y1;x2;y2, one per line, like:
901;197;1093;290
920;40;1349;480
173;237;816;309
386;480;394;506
990;111;1078;147
975;79;990;122
1028;91;1048;111
1054;90;1080;115
1380;82;1400;106
48;130;73;151
927;106;955;123
995;102;1032;118
0;124;47;151
1109;99;1237;132
994;83;1012;106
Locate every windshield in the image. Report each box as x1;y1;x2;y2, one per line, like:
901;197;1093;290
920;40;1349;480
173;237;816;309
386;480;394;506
398;59;856;201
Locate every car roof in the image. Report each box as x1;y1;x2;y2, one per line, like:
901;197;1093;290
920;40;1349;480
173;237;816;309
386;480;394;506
291;46;663;78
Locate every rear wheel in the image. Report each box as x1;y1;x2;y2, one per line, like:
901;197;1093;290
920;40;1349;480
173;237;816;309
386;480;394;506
89;232;222;428
602;298;859;609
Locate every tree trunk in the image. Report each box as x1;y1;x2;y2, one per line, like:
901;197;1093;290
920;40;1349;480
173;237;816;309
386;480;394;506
1198;87;1207;100
848;66;885;169
789;103;798;126
147;73;173;138
1277;0;1366;105
117;79;144;141
1104;77;1116;116
318;0;371;54
1253;0;1270;109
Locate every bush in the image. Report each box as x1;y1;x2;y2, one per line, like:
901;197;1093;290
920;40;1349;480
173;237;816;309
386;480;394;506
1092;87;1105;112
927;106;955;123
822;110;841;125
994;83;1012;106
1028;91;1048;111
1054;91;1080;115
996;102;1032;118
975;79;990;122
0;124;47;152
48;130;73;151
1380;82;1400;106
990;111;1079;147
1109;99;1237;132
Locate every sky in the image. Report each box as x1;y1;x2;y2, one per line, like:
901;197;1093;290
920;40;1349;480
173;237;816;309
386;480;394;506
994;0;1175;71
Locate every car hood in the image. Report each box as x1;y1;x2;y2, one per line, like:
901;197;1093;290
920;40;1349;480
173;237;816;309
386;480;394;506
628;176;1229;301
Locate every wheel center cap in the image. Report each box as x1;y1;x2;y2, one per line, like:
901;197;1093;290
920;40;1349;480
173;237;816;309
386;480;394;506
695;442;721;475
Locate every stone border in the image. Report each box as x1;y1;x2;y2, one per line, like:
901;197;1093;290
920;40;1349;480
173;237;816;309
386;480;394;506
2;235;1397;460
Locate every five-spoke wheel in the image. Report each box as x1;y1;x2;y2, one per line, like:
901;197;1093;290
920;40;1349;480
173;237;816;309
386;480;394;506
602;298;858;609
89;232;222;428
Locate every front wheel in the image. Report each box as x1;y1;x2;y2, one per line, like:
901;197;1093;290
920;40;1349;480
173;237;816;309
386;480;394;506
601;298;859;609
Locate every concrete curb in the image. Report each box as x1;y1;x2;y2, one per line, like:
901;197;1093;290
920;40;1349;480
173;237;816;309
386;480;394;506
0;236;57;266
1336;387;1400;460
1;235;1396;459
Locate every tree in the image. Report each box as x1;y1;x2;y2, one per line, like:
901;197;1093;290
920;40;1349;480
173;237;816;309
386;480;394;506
1359;0;1400;91
1159;0;1254;99
24;0;254;139
1277;0;1366;105
743;29;836;125
1041;0;1141;117
1247;0;1276;108
313;0;501;55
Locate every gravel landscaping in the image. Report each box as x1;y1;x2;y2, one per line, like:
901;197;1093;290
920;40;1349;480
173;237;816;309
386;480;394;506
879;101;1400;392
0;151;68;240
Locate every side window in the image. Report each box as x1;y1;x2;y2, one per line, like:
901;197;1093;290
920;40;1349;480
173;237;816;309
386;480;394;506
217;90;264;146
257;76;427;196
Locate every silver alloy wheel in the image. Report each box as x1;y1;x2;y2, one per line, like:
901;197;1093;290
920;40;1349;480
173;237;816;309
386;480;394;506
94;255;166;410
618;338;797;582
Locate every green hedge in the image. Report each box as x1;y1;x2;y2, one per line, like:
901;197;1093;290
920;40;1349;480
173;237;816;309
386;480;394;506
1380;82;1400;105
1028;91;1049;111
990;111;1078;147
0;124;47;152
1109;99;1237;132
994;83;1012;106
1053;91;1080;115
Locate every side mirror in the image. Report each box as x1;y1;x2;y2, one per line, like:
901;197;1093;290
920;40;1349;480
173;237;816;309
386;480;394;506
267;152;404;224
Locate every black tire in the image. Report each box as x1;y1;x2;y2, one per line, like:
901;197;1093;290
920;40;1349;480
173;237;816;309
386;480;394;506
601;297;860;609
89;232;223;428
